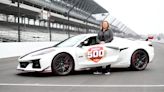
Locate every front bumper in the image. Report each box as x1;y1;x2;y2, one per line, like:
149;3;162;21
149;49;154;63
17;59;51;72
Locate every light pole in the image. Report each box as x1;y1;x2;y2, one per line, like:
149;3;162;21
85;5;98;33
66;0;80;38
102;13;110;21
48;10;51;41
18;0;21;42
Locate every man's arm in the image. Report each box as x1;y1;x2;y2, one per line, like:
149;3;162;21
104;29;113;43
96;35;101;43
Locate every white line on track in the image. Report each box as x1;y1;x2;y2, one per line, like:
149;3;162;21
0;83;164;88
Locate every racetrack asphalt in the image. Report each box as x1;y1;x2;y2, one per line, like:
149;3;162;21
0;42;164;92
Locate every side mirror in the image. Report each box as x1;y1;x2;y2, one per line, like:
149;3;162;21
78;39;89;48
83;40;88;45
79;42;84;48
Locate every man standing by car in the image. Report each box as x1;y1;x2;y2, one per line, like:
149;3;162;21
97;21;113;43
94;21;113;75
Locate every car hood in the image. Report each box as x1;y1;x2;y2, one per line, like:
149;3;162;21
19;46;58;60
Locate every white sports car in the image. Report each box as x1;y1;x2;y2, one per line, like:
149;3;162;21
17;34;154;75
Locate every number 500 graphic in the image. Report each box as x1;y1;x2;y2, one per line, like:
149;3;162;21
87;47;105;63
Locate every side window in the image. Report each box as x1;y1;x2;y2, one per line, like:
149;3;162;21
83;36;98;46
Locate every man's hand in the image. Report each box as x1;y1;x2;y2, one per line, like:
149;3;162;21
100;41;105;44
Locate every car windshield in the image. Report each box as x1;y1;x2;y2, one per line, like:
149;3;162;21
54;35;86;47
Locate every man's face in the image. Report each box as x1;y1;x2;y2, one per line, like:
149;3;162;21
102;22;109;29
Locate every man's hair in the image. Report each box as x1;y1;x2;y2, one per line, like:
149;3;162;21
101;21;110;30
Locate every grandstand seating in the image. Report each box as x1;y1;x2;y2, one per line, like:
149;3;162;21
0;21;79;42
0;0;109;42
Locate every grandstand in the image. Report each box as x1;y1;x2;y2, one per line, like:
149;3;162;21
0;21;79;42
0;0;140;42
0;0;109;42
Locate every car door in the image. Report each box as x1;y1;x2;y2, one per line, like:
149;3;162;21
76;36;120;68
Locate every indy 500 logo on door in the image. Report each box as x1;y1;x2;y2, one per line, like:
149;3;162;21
87;47;105;63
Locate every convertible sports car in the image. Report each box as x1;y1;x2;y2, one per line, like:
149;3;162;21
17;34;154;75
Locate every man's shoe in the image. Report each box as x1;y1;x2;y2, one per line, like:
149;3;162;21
104;72;111;75
93;71;102;75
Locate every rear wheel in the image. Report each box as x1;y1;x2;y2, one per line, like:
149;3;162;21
51;53;74;76
131;50;149;71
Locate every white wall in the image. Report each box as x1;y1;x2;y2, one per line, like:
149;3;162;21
0;42;58;59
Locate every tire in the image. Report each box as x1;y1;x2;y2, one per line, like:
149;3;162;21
130;50;149;71
51;53;74;76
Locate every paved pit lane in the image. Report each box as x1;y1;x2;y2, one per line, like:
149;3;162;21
0;42;164;92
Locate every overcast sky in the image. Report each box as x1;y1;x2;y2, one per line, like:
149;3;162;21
94;0;164;35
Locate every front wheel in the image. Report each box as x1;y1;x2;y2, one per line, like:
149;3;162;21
130;50;149;71
51;53;74;76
